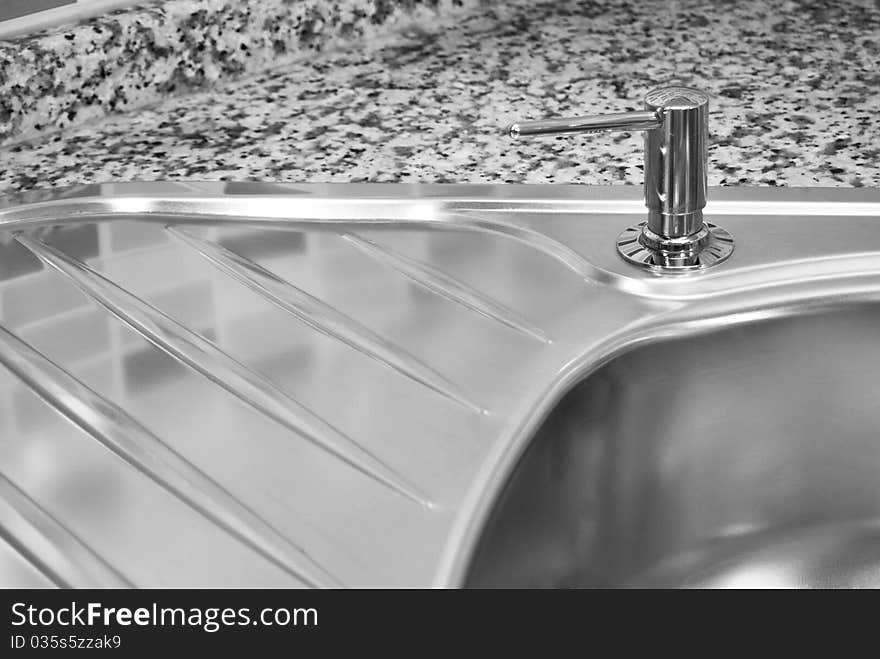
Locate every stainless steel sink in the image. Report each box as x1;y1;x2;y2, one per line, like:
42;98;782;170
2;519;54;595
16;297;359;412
1;182;880;588
466;305;880;588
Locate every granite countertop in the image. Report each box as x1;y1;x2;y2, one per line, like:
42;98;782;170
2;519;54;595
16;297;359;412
1;0;878;195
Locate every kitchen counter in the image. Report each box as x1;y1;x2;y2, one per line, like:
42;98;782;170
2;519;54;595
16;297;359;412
1;0;878;194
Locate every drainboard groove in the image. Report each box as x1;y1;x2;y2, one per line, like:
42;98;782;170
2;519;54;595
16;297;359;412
0;324;341;587
340;233;551;344
15;236;431;509
0;471;131;588
166;226;484;415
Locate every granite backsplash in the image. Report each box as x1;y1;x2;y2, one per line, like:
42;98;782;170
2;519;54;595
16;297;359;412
0;0;878;194
0;0;480;146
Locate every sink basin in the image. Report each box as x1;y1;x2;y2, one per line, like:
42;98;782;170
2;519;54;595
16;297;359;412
466;304;880;588
1;182;879;587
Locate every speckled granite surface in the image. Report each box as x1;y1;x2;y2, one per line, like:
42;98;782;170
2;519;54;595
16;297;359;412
0;0;479;146
1;0;879;193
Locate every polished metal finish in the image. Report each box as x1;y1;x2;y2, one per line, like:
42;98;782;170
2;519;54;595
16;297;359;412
167;227;484;413
507;111;661;138
467;307;880;588
0;182;879;587
0;319;339;587
508;87;733;271
0;472;131;588
340;233;550;344
16;234;428;508
616;221;735;271
643;87;709;238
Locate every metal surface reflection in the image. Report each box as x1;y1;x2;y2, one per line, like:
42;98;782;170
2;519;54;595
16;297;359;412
0;183;878;587
467;306;880;588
